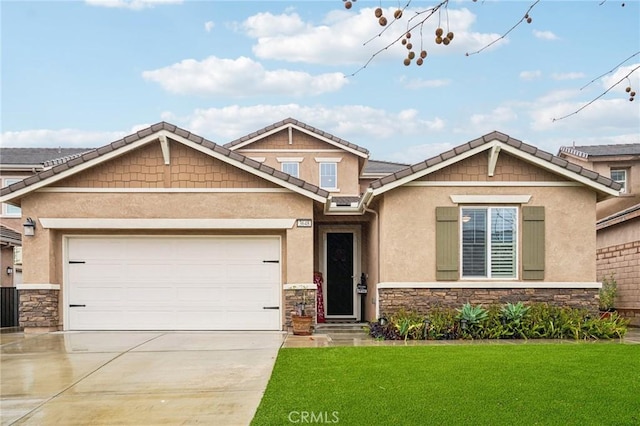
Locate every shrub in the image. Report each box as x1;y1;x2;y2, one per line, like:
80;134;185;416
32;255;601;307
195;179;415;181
599;274;617;311
370;302;629;341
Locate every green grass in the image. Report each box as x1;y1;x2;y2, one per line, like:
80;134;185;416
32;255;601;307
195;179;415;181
252;344;640;425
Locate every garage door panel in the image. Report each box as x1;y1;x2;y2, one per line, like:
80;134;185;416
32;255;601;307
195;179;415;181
176;286;225;302
67;236;282;331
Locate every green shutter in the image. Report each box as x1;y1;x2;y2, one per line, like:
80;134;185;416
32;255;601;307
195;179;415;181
436;207;459;281
522;206;545;280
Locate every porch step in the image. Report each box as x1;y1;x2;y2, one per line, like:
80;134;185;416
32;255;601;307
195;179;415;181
315;322;372;340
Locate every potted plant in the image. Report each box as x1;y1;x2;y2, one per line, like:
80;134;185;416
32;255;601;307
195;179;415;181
290;286;313;335
599;274;617;318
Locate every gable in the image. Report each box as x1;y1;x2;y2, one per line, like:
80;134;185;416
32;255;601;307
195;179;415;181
52;140;278;189
237;128;342;152
1;123;331;205
369;133;621;202
418;152;568;182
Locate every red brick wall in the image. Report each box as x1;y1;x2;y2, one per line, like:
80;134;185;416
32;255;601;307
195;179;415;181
597;240;640;325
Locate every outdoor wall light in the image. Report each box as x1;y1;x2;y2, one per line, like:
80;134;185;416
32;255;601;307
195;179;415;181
6;266;12;275
23;217;36;236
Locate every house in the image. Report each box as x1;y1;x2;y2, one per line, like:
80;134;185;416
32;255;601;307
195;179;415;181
559;144;640;325
1;148;92;289
0;119;620;333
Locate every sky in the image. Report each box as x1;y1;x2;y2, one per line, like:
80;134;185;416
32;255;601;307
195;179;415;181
1;0;639;164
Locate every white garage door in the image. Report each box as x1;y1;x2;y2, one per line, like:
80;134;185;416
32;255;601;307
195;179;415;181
66;236;281;331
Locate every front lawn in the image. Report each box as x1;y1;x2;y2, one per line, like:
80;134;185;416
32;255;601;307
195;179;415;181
252;344;640;425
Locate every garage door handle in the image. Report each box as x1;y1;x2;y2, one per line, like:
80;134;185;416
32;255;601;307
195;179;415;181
69;304;86;308
263;260;280;263
263;306;279;310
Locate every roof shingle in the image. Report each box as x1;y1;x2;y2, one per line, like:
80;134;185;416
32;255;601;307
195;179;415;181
369;131;622;192
224;118;369;155
0;122;330;200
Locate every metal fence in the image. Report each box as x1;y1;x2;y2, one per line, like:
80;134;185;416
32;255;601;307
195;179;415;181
1;287;19;327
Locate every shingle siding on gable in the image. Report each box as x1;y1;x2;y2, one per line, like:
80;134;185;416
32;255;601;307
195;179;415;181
239;129;340;151
52;140;278;189
418;152;567;182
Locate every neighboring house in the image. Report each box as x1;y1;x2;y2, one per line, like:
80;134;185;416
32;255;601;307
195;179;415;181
0;119;620;333
0;148;91;289
559;144;640;325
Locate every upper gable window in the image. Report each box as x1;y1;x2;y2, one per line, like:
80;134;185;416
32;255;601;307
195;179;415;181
611;169;627;193
2;178;22;217
319;163;337;190
277;157;303;179
281;162;299;178
315;157;341;191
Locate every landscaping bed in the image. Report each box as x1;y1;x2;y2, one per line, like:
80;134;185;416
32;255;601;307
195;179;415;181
370;302;629;341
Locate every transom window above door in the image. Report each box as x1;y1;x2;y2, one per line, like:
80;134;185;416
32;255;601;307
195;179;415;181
461;207;517;279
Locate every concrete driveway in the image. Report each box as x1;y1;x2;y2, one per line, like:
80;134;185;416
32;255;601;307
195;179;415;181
1;331;285;425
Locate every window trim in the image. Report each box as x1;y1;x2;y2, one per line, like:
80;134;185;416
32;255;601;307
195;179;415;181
610;168;627;194
318;162;338;190
460;206;518;280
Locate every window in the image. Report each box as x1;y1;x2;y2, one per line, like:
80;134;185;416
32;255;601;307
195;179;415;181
281;162;299;178
611;169;627;193
319;163;337;189
2;178;22;216
461;207;517;278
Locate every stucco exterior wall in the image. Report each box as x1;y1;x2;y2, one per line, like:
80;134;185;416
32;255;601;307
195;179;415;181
378;185;597;283
1;247;15;287
573;159;640;219
236;129;362;196
21;191;313;282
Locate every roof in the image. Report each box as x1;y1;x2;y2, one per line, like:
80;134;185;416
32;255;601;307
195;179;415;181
0;225;21;246
0;122;330;202
224;117;369;157
0;148;92;166
369;131;622;199
597;202;640;230
559;144;640;159
362;159;409;176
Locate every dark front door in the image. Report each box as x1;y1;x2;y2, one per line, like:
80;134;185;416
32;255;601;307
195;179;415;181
326;232;354;316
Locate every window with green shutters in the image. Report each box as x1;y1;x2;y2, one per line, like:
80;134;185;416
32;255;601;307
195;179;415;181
436;205;545;281
461;207;517;279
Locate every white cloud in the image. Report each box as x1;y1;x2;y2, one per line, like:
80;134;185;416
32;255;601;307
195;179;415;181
530;97;639;132
0;124;152;148
601;63;640;94
1;129;125;148
161;104;444;152
85;0;182;10
551;72;585;81
470;107;517;128
142;56;347;97
389;142;456;164
519;70;542;81
244;7;506;66
243;12;307;37
204;21;214;32
533;30;558;41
